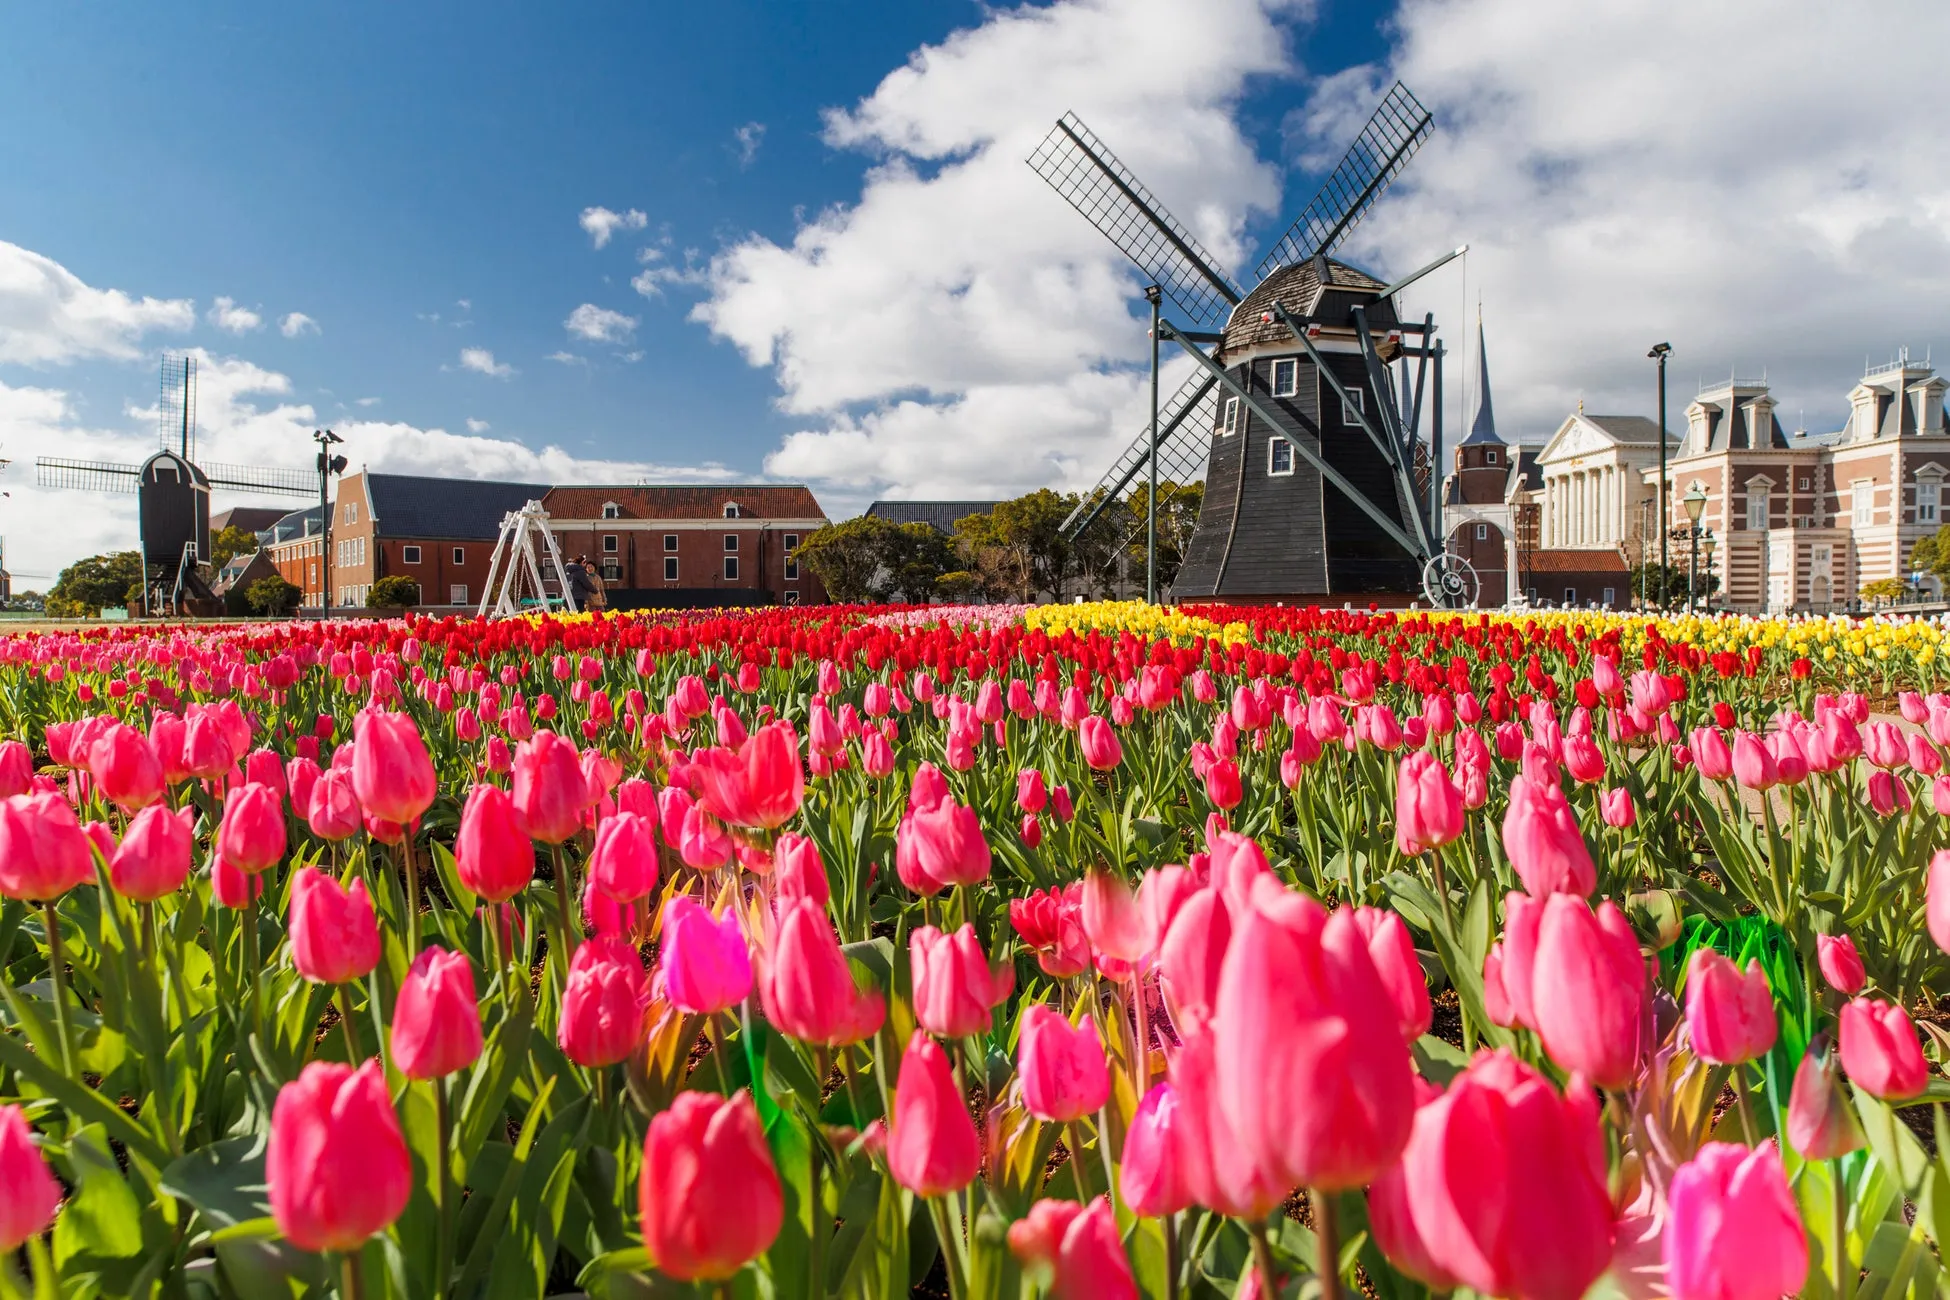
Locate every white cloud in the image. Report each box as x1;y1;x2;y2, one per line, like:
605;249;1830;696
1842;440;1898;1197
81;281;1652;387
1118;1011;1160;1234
208;297;263;335
733;122;766;167
466;417;490;433
631;245;707;299
563;303;638;344
694;0;1297;506
547;350;588;367
279;311;319;338
355;396;381;407
0;239;193;365
458;347;514;378
579;206;649;249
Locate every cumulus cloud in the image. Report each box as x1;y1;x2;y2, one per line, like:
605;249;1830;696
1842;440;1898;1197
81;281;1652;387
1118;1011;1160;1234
632;244;707;299
458;347;514;378
692;0;1297;508
0;239;193;365
355;396;381;407
732;122;766;167
546;350;588;367
279;311;319;338
579;206;648;249
208;297;263;334
563;303;638;344
466;417;490;433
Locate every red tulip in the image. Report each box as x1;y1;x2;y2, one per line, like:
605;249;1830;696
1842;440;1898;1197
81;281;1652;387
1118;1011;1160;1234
1817;933;1866;995
288;867;381;986
109;803;194;901
512;730;588;845
1213;885;1414;1191
885;1032;979;1198
1005;1198;1138;1300
639;1091;783;1281
771;833;829;906
1078;715;1122;771
1665;1141;1807;1300
1530;895;1647;1089
1348;906;1432;1042
267;1059;411;1252
391;946;483;1080
1786;1046;1864;1161
218;782;286;874
690;720;805;829
89;722;163;811
350;708;436;826
1839;997;1928;1101
1010;884;1091;980
1394;750;1464;855
0;792;95;901
557;936;649;1068
1018;1002;1110;1123
894;797;991;895
1119;1083;1192;1218
1685;949;1777;1066
659;895;751;1016
910;923;1013;1038
455;784;535;903
760;898;885;1047
588;810;659;904
0;1104;60;1251
1500;774;1595;897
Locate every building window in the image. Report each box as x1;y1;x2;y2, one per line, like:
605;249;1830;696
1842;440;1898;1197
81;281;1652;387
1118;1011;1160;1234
663;533;678;552
724;556;739;581
1475;523;1489;541
1603;587;1617;605
1920;479;1941;524
1747;492;1769;531
722;503;739;519
343;502;358;525
603;534;618;553
601;562;621;582
402;545;421;564
450;585;468;605
1218;396;1240;436
1853;481;1873;526
1268;438;1294;476
452;546;465;565
724;534;739;552
1564;588;1576;604
784;534;800;580
1342;388;1365;425
1798;476;1810;490
1270;359;1298;398
663;557;679;582
1486;448;1499;464
783;590;801;606
601;502;620;519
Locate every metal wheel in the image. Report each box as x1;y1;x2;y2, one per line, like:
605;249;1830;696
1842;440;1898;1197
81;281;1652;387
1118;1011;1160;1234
1421;553;1480;609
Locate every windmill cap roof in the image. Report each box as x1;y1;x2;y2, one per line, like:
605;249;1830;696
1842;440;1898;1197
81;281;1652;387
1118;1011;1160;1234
1221;256;1389;354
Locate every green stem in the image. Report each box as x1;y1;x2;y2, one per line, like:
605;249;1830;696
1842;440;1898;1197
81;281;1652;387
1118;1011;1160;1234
1735;1076;1759;1146
1313;1189;1343;1300
340;1247;366;1300
434;1079;452;1296
1834;1157;1853;1300
1248;1219;1279;1300
243;886;263;1043
926;1194;968;1300
41;900;73;1079
807;1134;827;1299
337;984;360;1062
550;843;578;965
398;835;421;963
1163;1210;1181;1300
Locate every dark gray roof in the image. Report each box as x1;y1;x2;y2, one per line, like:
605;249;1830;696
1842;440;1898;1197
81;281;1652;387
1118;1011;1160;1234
365;474;544;540
1460;323;1503;446
1507;447;1543;494
1584;415;1674;445
863;500;1002;534
259;506;322;546
211;506;288;535
1221;256;1389;353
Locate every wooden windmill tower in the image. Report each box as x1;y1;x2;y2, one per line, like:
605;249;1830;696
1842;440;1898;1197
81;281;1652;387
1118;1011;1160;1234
36;354;324;615
1033;83;1475;606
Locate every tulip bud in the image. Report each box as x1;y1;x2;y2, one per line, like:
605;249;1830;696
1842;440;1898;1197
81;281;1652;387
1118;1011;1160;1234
0;792;95;902
1929;851;1950;955
109;804;194;901
895;798;992;896
1119;1083;1192;1218
1500;775;1596;897
910;923;1013;1038
267;1060;411;1251
659;895;751;1016
1684;949;1777;1066
391;946;483;1080
1665;1141;1808;1300
1817;934;1866;995
1348;906;1433;1042
0;1104;60;1251
511;731;588;845
1531;895;1647;1089
1787;1045;1865;1160
305;767;362;842
90;723;164;811
557;937;650;1068
588;811;659;905
1839;997;1928;1101
761;898;885;1047
639;1092;784;1281
1005;1198;1138;1300
885;1032;980;1198
454;784;534;903
1395;750;1464;856
218;782;286;874
288;868;381;986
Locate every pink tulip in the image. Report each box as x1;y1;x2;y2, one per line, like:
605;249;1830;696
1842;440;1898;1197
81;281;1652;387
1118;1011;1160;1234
0;741;32;799
1079;869;1148;963
771;832;829;907
1787;1047;1864;1161
1531;895;1647;1089
1077;715;1122;771
1119;1083;1192;1218
218;782;286;874
1018;1002;1111;1123
1017;769;1048;813
1366;1090;1461;1291
1395;750;1464;856
306;768;362;842
288;868;381;986
1168;1028;1286;1218
1348;906;1432;1042
1005;1198;1138;1300
659;895;751;1016
0;792;95;902
761;898;885;1048
108;804;194;901
89;723;163;811
1158;886;1230;1031
1560;734;1606;785
211;855;265;909
885;1032;980;1198
267;1060;411;1252
1665;1141;1808;1300
1929;850;1950;954
1500;775;1596;897
244;747;286;798
1691;727;1734;781
1600;786;1636;827
391;946;483;1080
557;936;649;1068
639;1092;784;1282
588;810;658;904
1685;949;1777;1066
0;1103;60;1251
1817;934;1866;995
1202;756;1242;809
1730;731;1778;790
1839;997;1929;1101
181;711;234;778
350;708;436;827
690;720;805;829
1867;769;1908;817
455;784;535;903
910;923;1013;1039
512;731;588;844
894;797;991;895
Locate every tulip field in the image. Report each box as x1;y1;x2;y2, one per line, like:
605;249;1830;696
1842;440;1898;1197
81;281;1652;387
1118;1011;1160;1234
9;601;1950;1299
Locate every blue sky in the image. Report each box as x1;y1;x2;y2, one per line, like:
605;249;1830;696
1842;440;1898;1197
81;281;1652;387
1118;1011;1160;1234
3;0;1946;583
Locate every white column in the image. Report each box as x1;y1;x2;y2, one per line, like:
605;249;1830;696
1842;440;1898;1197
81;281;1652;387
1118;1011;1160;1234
1546;478;1556;547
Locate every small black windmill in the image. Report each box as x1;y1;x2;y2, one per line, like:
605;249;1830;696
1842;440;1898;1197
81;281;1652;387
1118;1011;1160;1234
37;354;325;615
1031;82;1476;606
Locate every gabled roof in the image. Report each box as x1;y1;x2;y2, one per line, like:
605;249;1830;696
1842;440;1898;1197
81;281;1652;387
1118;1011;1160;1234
1506;447;1543;495
259;506;322;546
543;484;826;522
212;506;288;535
863;500;1002;534
366;474;545;540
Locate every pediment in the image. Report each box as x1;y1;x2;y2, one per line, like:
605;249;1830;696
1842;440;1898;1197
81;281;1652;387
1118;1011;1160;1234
1538;415;1621;464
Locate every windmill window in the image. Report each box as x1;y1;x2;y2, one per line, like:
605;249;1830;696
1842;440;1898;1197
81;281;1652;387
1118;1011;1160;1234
724;556;740;581
664;557;679;582
1219;396;1240;436
1564;587;1577;604
1475;524;1489;541
663;533;679;552
1268;438;1295;476
784;590;801;606
1270;360;1298;398
601;502;620;519
1486;449;1499;464
402;545;421;564
1341;388;1365;425
784;534;800;580
1602;588;1617;606
602;534;618;553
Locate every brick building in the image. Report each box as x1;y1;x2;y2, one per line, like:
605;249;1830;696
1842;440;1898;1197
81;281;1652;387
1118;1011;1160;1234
260;506;326;606
541;485;828;608
330;472;545;609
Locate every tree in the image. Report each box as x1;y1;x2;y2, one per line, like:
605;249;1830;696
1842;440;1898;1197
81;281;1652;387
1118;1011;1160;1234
1121;480;1204;597
796;518;888;604
877;521;956;602
1861;577;1909;605
208;525;260;573
1628;562;1717;610
245;575;303;617
47;551;144;617
953;490;1076;603
368;575;420;608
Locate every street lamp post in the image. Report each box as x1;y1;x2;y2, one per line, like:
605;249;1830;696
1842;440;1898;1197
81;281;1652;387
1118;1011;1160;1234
1683;483;1707;612
1649;343;1673;607
1700;532;1717;611
313;429;346;612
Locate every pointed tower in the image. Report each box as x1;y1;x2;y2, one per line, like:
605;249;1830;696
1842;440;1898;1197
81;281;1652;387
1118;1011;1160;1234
1443;314;1514;604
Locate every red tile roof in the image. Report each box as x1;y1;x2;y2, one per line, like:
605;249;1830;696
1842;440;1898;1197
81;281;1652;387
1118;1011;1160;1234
1524;548;1628;573
542;484;826;522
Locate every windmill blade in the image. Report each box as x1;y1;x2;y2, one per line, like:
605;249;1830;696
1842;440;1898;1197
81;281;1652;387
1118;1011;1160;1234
37;458;141;494
200;461;318;498
1028;113;1245;326
1061;371;1220;538
1255;82;1434;281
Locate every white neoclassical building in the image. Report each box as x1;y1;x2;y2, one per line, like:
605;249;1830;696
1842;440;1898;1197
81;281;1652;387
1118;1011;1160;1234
1534;411;1674;556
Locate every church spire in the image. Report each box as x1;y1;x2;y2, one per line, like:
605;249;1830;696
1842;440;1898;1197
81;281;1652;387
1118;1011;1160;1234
1460;306;1503;445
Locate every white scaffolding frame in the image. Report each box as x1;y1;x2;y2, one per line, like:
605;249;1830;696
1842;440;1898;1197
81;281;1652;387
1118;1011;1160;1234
477;500;580;619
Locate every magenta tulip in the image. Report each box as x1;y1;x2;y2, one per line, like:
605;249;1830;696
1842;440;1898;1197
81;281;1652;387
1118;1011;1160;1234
557;936;649;1068
351;707;437;827
511;731;589;844
659;895;751;1016
287;868;381;986
885;1032;980;1198
0;792;95;902
1119;1083;1192;1218
1018;1002;1111;1123
588;810;659;904
1665;1141;1808;1300
760;898;885;1048
639;1091;784;1281
1685;948;1777;1066
1501;774;1595;897
690;720;805;829
910;923;1013;1038
1817;933;1866;995
1395;750;1464;855
455;783;535;903
0;1104;60;1250
217;782;286;874
1530;894;1647;1089
267;1060;411;1252
108;803;194;901
1005;1197;1138;1300
391;946;483;1080
1077;715;1122;771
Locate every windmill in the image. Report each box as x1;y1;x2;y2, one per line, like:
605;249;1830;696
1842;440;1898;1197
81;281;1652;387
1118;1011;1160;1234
1031;82;1475;606
37;354;324;615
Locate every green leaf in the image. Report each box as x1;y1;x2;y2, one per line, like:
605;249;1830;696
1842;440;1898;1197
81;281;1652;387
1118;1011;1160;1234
428;839;478;916
52;1127;145;1268
1853;1087;1932;1197
0;1031;169;1169
159;1136;272;1230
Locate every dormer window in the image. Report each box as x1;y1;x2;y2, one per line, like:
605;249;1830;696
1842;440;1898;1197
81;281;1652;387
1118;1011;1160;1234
722;502;739;519
601;502;620;519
